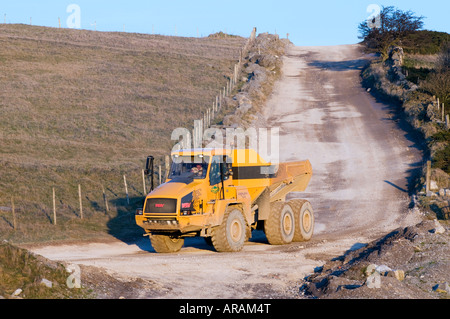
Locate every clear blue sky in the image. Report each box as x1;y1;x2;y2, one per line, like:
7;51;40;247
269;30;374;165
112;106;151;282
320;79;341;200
2;0;449;46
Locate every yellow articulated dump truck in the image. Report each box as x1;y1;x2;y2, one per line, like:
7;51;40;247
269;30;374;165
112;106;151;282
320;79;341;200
135;148;314;253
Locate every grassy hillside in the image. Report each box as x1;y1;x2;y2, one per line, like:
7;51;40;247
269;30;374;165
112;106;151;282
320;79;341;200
0;241;90;298
401;30;449;55
0;24;245;243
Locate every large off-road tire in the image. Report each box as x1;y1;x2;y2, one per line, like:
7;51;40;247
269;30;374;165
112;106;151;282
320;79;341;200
150;234;184;253
287;199;314;242
264;201;295;245
211;206;246;252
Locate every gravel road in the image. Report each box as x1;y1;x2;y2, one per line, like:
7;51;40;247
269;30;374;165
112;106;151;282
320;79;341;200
29;44;424;299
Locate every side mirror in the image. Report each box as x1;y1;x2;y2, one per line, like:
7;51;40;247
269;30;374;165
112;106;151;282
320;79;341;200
144;156;154;175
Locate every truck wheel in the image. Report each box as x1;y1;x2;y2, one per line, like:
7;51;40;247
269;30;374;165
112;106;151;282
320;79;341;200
211;206;246;252
150;234;184;253
264;201;295;245
288;199;314;242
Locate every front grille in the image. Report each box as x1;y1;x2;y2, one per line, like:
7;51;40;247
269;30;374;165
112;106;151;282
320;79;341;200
144;198;177;216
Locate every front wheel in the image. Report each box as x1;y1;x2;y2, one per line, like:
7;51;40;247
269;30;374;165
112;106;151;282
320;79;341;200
211;206;246;252
150;234;184;253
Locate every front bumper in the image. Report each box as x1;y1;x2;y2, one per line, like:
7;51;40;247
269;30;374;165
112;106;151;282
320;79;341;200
135;213;212;234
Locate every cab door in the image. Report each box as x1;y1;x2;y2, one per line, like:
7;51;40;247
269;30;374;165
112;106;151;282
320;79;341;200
208;155;232;201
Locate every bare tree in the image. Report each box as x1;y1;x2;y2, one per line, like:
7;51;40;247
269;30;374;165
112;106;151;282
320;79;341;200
422;42;450;107
358;6;425;59
421;71;450;106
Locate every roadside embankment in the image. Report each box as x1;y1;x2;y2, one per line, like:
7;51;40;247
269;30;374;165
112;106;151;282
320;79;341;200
361;46;450;220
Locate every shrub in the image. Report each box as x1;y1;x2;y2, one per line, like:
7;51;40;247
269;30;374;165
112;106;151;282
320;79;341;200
431;131;450;143
421;70;450;108
402;30;450;55
433;144;450;174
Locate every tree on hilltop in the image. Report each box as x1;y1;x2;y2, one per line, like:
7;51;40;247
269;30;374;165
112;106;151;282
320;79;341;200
358;6;425;59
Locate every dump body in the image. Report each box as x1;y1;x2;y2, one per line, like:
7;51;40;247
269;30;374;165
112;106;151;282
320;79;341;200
231;148;312;203
135;148;312;238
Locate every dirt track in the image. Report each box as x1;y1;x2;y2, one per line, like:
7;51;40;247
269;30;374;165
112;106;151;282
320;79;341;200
29;44;424;299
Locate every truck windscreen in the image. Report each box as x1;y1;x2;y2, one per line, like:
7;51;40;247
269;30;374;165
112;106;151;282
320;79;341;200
169;155;210;180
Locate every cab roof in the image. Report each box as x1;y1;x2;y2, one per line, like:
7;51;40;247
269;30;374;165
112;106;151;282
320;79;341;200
171;148;270;165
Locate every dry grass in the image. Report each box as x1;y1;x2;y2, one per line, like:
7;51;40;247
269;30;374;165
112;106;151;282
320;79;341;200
0;24;246;243
0;241;91;298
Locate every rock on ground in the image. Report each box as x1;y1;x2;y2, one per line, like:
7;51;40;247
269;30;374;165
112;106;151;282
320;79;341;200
300;219;449;299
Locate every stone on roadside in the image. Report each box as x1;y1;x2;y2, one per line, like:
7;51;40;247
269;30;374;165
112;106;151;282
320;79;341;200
387;269;405;281
366;272;381;289
12;288;22;296
365;264;377;276
430;180;438;191
432;219;445;234
40;278;53;288
375;264;392;276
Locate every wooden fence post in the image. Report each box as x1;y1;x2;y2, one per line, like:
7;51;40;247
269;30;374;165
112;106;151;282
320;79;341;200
78;184;83;219
193;120;198;148
142;169;147;195
426;160;431;194
165;155;170;180
123;175;129;205
11;196;16;230
446;114;449;129
52;188;56;225
442;103;445;121
102;184;109;214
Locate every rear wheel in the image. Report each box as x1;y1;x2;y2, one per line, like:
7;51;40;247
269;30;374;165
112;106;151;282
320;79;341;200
211;206;246;252
150;234;184;253
264;201;295;245
287;199;314;242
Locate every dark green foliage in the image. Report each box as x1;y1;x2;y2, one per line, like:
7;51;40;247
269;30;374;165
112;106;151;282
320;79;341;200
402;30;450;55
404;66;432;84
431;131;450;174
431;131;450;143
433;144;450;174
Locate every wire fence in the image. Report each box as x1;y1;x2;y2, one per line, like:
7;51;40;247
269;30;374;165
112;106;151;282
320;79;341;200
0;27;258;229
193;28;256;137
